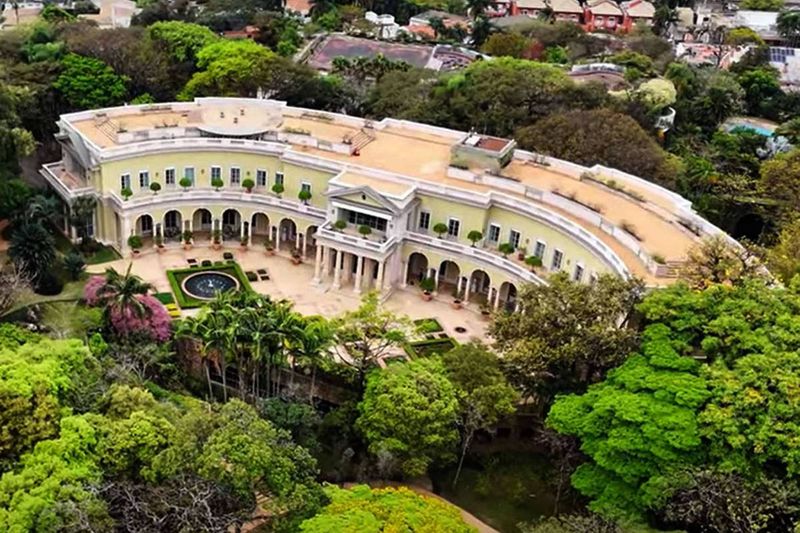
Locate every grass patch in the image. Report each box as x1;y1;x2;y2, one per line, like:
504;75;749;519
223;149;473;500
413;318;444;334
154;292;175;305
166;262;252;309
83;244;121;265
404;337;458;358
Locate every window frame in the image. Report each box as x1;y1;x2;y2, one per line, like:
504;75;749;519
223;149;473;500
447;217;461;238
164;167;176;186
230;166;241;186
210;166;222;181
418;210;431;231
275;172;285;186
533;240;546;258
509;229;521;249
487;223;501;244
551;249;564;271
256;169;267;187
183;166;195;185
138;170;149;189
120;173;131;191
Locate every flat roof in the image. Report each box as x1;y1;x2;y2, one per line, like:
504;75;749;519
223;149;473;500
61;100;704;283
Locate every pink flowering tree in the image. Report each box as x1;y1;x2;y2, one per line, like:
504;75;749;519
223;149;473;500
83;268;171;341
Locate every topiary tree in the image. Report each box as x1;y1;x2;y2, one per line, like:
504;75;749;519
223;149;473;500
211;177;223;191
179;176;192;190
121;187;133;200
298;189;312;204
358;225;372;238
498;242;515;257
149;182;161;194
334;220;347;231
64;251;86;281
127;235;143;252
433;222;448;238
467;230;483;247
242;178;255;192
272;183;284;197
525;255;543;270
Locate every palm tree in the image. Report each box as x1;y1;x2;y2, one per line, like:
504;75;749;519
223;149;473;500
9;222;56;282
96;264;153;318
70;195;98;240
291;317;334;403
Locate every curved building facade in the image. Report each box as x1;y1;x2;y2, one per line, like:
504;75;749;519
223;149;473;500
41;97;732;310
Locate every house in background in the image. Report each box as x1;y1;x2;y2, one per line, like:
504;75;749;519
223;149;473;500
549;0;582;22
583;0;624;31
621;0;655;29
511;0;548;17
78;0;138;28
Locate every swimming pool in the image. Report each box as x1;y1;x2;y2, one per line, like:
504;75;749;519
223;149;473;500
724;119;776;137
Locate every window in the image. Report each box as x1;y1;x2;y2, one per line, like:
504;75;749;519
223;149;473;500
230;167;241;185
487;224;501;243
533;240;546;258
573;264;584;282
184;167;195;185
138;170;149;189
275;172;284;186
211;166;221;181
509;230;521;249
256;169;267;187
418;211;430;230
223;210;238;226
301;182;311;194
551;249;564;270
120;173;131;191
347;210;387;232
447;218;460;238
165;167;175;186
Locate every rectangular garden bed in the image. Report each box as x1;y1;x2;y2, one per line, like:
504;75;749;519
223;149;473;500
166;262;252;309
404;337;458;358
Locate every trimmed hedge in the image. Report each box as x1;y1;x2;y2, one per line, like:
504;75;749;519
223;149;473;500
154;292;175;305
166;262;253;309
404;337;458;358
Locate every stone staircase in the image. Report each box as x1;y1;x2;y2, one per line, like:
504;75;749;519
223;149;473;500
655;260;684;278
348;128;375;154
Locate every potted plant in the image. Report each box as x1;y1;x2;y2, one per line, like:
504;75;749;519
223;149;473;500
182;230;193;250
498;242;515;258
212;229;222;250
334;220;347;232
516;245;527;261
272;183;284;198
451;289;463;310
525;255;543;271
291;247;302;265
264;238;275;256
150;182;161;195
240;235;248;248
211;177;224;191
179;177;192;191
298;189;312;205
242;178;255;193
433;222;448;239
155;234;165;253
479;302;492;320
358;224;372;239
127;234;142;256
121;187;133;201
419;277;435;301
467;230;483;247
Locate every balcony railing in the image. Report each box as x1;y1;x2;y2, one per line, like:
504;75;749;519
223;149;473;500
316;222;397;255
40;161;95;200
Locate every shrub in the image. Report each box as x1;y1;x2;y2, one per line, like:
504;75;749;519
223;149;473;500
467;230;483;246
212;229;221;243
211;177;224;190
419;277;435;293
127;235;143;250
298;189;312;203
242;178;255;191
525;255;543;269
498;242;515;257
63;251;86;281
272;183;284;196
35;272;63;296
182;230;193;243
334;220;347;231
179;176;192;189
358;225;372;238
433;222;448;237
149;182;161;193
121;187;133;199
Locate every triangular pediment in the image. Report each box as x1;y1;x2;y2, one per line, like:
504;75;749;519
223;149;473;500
326;185;403;214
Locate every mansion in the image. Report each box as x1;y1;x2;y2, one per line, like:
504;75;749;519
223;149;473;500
42;98;731;311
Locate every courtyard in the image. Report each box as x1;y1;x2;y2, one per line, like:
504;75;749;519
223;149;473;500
87;244;490;345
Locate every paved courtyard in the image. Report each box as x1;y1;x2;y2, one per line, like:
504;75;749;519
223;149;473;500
87;244;490;344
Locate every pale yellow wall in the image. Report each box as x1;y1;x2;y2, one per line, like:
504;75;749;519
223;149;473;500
99;152;335;200
401;243;517;289
417;195;489;245
485;206;611;276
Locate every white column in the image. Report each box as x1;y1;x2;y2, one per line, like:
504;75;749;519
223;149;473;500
430;268;438;293
313;245;323;283
464;276;471;302
487;284;494;308
494;286;502;310
240;221;245;240
266;223;272;244
401;260;409;288
121;216;132;253
376;260;385;293
323;246;332;277
353;255;364;293
303;233;309;258
295;232;301;252
332;250;342;289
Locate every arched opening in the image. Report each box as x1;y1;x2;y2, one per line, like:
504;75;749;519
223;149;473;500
163;210;182;242
305;225;318;258
222;209;242;242
406;252;429;286
192;209;212;242
438;260;461;296
499;281;518;312
279;218;297;251
251;213;271;245
732;213;766;241
468;270;491;305
134;214;154;247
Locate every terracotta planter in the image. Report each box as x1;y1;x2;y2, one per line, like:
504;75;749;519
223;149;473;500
183;243;192;251
481;311;491;321
421;291;433;302
132;249;140;258
265;249;275;256
451;300;463;310
291;257;302;265
240;243;248;250
156;246;165;254
213;242;222;251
